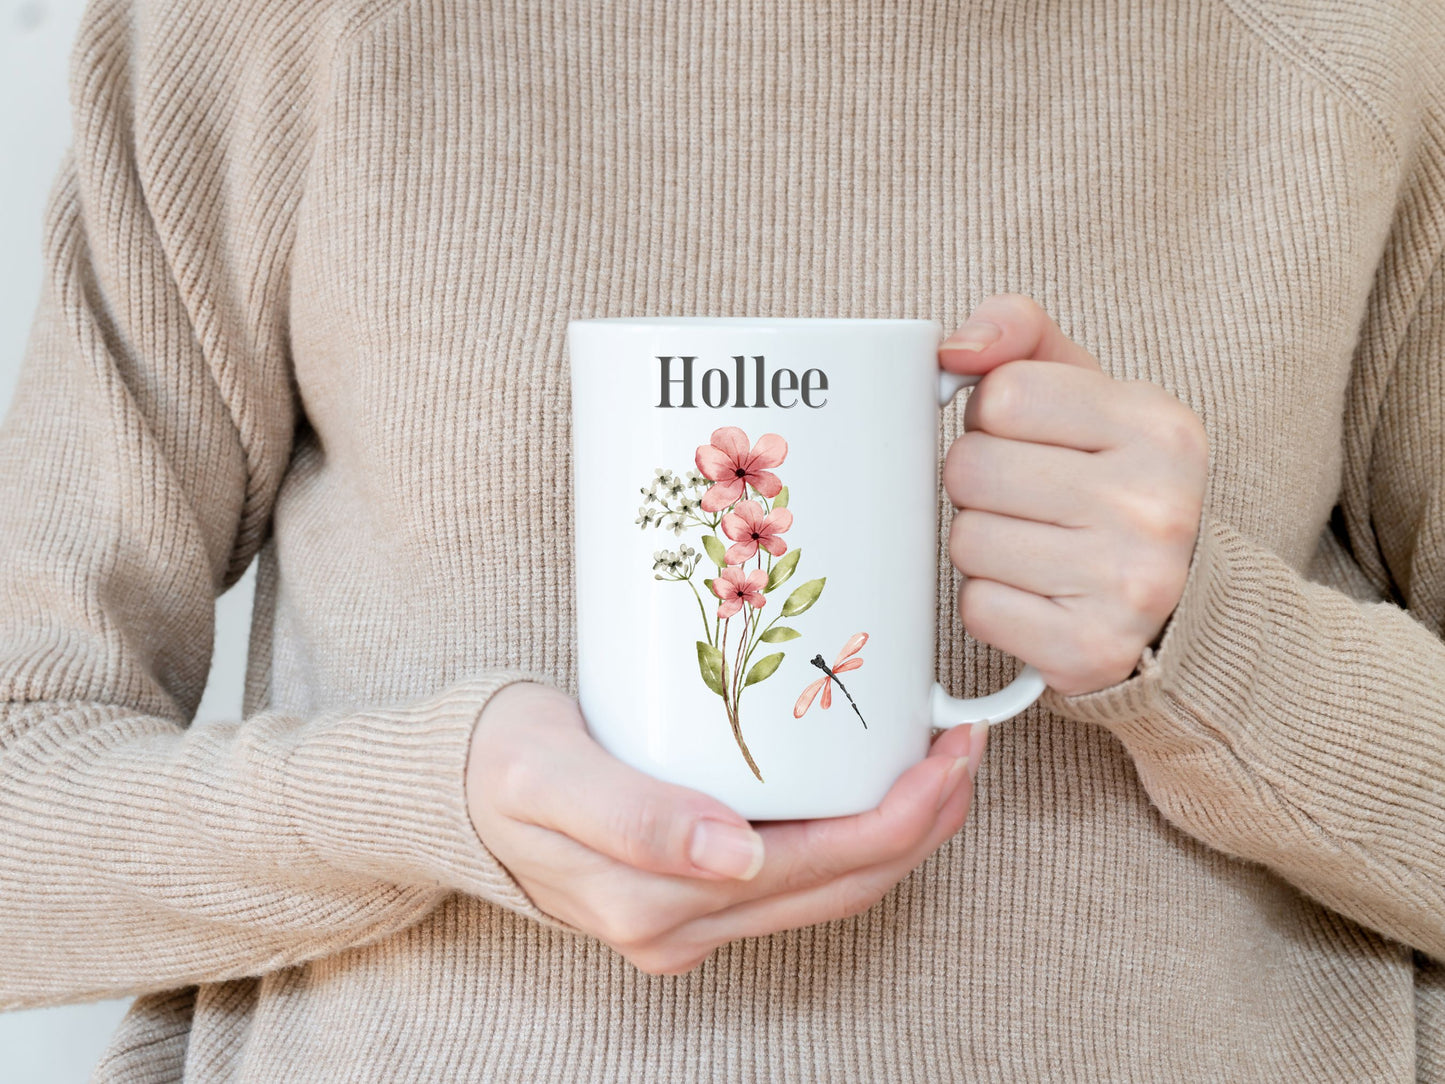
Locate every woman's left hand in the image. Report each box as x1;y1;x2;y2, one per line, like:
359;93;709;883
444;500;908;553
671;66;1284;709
940;294;1210;697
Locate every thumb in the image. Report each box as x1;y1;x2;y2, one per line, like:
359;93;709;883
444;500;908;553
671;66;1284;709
531;718;766;882
939;293;1102;376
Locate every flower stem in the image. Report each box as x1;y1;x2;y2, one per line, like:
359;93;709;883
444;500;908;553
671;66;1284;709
719;617;730;710
688;580;713;646
740;610;785;679
729;711;763;781
718;613;762;781
732;608;750;709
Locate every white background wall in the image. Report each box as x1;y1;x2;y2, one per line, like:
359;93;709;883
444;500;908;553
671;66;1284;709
0;1;257;1079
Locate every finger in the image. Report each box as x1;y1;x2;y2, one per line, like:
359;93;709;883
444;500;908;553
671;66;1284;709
943;430;1095;524
928;719;979;760
667;727;980;911
671;752;979;949
957;578;1142;695
962;361;1132;451
742;749;966;898
520;728;987;958
938;293;1103;376
950;510;1091;598
497;816;722;940
526;740;971;935
494;714;767;882
958;576;1070;662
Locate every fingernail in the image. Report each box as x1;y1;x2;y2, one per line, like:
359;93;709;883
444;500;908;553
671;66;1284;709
689;819;765;880
966;723;989;779
936;756;971;811
940;319;1002;353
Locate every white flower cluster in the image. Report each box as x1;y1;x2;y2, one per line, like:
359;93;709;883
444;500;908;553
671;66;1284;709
652;543;700;580
636;467;710;533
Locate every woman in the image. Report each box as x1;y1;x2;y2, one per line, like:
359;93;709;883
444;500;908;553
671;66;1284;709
1;0;1441;1079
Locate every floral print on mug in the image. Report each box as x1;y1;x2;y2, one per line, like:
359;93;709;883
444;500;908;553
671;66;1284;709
638;426;868;781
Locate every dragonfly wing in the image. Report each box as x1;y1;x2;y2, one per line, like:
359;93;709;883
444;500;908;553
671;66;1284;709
793;676;827;718
833;632;868;668
834;658;863;673
821;680;832;710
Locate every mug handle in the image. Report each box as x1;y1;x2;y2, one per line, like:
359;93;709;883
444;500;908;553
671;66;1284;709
931;369;1048;727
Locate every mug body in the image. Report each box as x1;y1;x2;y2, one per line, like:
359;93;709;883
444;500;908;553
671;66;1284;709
569;317;944;819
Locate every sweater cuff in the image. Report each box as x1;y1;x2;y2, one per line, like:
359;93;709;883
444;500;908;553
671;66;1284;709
282;671;575;932
1040;513;1240;754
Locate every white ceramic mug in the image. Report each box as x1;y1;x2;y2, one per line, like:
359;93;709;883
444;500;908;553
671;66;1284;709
568;317;1044;819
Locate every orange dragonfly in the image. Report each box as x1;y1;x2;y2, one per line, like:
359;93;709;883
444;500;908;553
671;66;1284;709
792;632;869;728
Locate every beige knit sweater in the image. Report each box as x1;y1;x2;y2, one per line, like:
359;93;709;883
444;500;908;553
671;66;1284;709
1;0;1443;1079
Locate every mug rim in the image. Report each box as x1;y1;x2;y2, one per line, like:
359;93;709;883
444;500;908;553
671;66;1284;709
568;316;941;329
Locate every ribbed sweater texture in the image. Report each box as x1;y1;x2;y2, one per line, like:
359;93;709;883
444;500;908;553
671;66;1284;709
1;0;1443;1080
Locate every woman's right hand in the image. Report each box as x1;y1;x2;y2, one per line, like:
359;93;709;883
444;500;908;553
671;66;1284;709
465;681;985;975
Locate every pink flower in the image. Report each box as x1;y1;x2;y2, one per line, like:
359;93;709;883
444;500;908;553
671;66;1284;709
720;500;793;564
711;566;768;619
695;427;787;513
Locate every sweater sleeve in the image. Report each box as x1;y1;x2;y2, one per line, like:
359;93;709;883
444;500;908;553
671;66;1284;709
1044;105;1445;960
0;0;567;1010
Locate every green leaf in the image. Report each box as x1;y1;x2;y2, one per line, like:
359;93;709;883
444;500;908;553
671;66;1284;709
696;641;725;696
702;534;727;567
703;577;714;595
759;625;801;643
773;485;789;509
765;548;801;592
781;577;826;617
744;652;784;687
